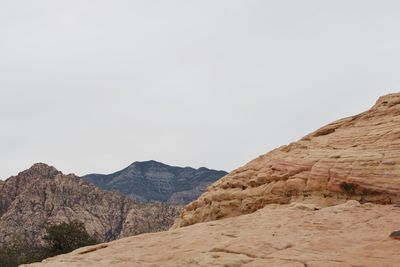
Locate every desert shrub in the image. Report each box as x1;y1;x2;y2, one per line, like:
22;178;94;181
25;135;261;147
340;182;357;194
0;245;19;267
0;241;47;267
43;220;99;256
0;221;99;267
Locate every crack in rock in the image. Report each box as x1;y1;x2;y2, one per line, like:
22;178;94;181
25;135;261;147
78;244;108;255
209;248;260;259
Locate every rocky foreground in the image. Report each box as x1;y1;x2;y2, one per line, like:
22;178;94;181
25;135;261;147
24;93;400;266
26;201;400;267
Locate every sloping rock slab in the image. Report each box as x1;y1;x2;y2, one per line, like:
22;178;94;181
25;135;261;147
25;202;400;267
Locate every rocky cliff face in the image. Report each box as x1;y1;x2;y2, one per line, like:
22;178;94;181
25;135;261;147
0;163;182;246
0;163;61;218
173;93;400;228
83;161;227;204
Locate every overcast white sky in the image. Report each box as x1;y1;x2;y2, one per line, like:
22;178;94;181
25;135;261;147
1;1;399;179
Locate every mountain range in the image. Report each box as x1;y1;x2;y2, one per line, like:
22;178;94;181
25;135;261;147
0;161;226;247
0;163;182;246
83;160;227;204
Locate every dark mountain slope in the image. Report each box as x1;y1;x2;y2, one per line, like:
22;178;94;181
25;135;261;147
83;160;227;204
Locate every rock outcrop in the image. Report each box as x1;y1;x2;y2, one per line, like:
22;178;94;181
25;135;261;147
17;93;400;266
83;161;227;204
173;93;400;228
0;163;182;246
25;202;400;267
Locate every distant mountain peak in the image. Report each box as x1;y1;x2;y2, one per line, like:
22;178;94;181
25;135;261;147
129;160;168;167
17;163;61;180
84;161;227;204
128;161;219;172
29;162;58;171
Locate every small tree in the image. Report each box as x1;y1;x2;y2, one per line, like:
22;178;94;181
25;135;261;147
0;221;98;267
44;220;99;256
0;240;47;267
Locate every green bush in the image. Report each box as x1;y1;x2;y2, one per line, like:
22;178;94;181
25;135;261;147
44;220;99;256
0;221;99;267
0;240;47;267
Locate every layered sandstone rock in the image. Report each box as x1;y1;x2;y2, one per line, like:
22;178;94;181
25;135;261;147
0;163;182;246
173;93;400;228
25;202;400;267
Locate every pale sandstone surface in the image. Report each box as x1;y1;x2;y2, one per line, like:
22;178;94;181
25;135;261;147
173;93;400;228
25;201;400;267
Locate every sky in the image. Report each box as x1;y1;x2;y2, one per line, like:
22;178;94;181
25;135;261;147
1;1;400;179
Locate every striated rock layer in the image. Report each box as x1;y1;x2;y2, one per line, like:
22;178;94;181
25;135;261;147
173;93;400;228
25;202;400;267
0;163;182;246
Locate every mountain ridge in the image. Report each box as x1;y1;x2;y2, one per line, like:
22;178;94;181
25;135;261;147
0;163;182;246
83;160;228;204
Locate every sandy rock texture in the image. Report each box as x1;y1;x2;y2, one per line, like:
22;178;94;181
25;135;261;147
0;163;182;246
25;201;400;267
173;93;400;228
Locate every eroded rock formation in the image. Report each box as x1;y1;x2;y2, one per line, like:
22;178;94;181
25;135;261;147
173;93;400;227
0;163;182;246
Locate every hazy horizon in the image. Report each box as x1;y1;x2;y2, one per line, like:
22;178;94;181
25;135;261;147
1;1;400;179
